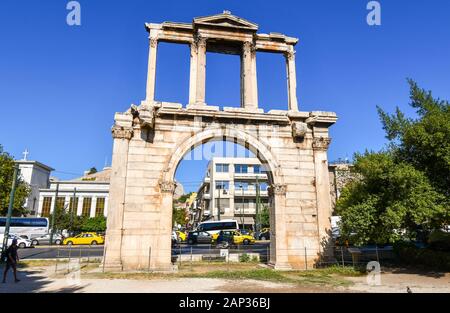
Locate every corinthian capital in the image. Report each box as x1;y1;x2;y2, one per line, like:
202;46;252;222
312;137;332;151
160;180;176;194
150;37;158;48
112;125;133;140
196;35;207;49
268;184;287;196
284;50;295;61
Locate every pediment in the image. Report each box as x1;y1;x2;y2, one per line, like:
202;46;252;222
194;11;258;31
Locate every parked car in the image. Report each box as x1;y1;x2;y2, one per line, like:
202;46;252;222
258;228;270;240
187;231;213;244
31;233;63;246
0;233;33;249
63;232;104;246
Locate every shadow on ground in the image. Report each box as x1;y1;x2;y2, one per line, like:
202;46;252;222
0;265;86;293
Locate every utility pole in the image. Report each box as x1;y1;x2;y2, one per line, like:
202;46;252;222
240;184;244;229
49;182;59;246
1;164;19;256
255;175;260;238
217;184;221;221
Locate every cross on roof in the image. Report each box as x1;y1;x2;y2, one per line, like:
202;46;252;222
22;149;29;161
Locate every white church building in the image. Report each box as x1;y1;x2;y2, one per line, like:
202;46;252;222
15;151;110;218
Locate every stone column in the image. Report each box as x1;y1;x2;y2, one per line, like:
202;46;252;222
145;35;158;103
152;180;176;271
285;48;299;112
195;36;207;105
242;41;258;110
188;40;198;105
269;184;292;270
103;119;133;271
90;197;97;218
312;136;333;260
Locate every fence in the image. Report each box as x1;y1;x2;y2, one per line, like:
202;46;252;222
170;243;396;270
22;242;395;274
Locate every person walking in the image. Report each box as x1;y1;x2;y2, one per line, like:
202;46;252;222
2;239;20;283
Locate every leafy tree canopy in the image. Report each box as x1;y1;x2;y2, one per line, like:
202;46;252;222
0;145;30;216
337;80;450;245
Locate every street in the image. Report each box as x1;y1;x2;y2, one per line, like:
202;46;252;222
18;242;271;260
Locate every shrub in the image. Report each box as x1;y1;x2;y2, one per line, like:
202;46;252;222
394;241;450;271
239;253;251;263
428;230;450;251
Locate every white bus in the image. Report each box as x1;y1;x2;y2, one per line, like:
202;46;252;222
0;217;49;239
196;220;239;235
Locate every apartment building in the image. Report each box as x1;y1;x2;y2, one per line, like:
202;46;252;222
193;157;270;229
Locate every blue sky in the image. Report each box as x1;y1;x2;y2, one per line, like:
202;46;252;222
1;1;449;193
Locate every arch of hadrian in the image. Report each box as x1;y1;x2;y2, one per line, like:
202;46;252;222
103;11;337;271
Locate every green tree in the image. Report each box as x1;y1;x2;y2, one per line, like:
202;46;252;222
88;167;98;175
0;145;30;216
336;152;446;245
378;79;450;197
260;205;270;228
337;80;449;245
172;204;187;226
81;216;107;232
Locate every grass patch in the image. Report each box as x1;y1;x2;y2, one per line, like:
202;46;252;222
182;269;289;282
18;259;68;268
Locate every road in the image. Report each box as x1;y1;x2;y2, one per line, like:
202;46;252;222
18;242;271;260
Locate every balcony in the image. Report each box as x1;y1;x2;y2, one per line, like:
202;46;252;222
233;173;268;180
233;189;269;197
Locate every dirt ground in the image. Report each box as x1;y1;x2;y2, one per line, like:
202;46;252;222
0;264;448;293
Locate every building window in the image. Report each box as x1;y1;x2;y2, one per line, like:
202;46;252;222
234;198;256;211
215;198;230;213
69;197;78;214
56;197;65;211
235;164;248;174
82;198;92;217
253;165;261;174
215;181;229;191
95;198;105;217
215;164;229;173
41;197;52;217
259;182;269;191
235;181;249;191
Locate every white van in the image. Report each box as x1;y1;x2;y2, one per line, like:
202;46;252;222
196;220;239;236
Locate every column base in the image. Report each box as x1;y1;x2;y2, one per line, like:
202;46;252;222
101;261;123;272
268;262;293;271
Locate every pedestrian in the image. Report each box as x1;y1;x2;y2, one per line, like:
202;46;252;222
2;239;20;283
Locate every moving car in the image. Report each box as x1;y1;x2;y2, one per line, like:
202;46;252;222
0;233;33;249
31;233;63;246
63;232;104;246
187;231;213;244
214;231;256;245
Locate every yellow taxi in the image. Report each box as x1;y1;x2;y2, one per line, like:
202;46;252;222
176;231;187;242
63;232;105;246
212;231;256;245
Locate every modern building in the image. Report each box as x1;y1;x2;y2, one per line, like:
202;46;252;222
37;168;111;218
193;157;270;229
